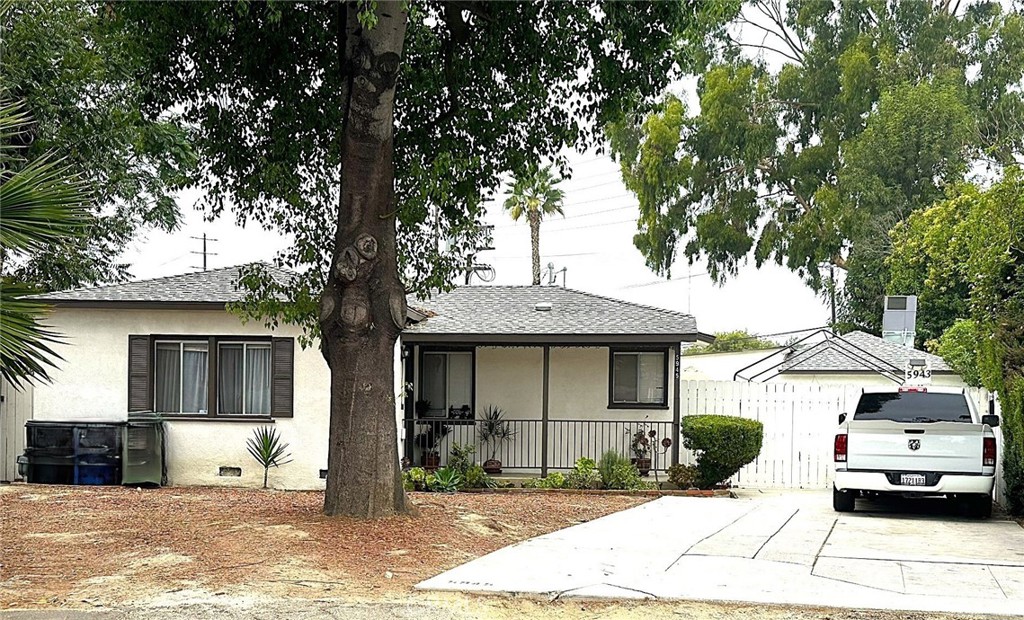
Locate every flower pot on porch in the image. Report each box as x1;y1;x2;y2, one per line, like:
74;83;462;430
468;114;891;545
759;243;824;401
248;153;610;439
422;452;441;469
631;457;651;477
482;459;502;475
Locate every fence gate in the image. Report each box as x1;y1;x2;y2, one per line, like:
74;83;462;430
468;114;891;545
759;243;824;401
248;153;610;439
677;381;1005;503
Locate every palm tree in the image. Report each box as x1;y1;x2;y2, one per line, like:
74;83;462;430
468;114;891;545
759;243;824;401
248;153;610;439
0;100;90;387
503;165;565;285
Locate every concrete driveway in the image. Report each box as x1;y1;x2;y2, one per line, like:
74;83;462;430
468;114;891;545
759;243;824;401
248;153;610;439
417;491;1024;615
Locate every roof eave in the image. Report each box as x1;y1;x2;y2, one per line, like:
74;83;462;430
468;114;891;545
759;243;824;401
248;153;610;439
400;332;701;345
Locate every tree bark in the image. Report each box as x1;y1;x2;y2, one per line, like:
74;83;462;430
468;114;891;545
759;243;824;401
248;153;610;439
529;209;541;285
320;1;410;518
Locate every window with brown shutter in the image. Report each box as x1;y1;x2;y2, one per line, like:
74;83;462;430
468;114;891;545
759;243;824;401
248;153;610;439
130;335;295;419
128;335;153;412
271;338;294;418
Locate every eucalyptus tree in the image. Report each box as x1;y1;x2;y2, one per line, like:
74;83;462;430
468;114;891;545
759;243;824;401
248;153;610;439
125;1;737;518
608;0;1023;333
503;166;565;285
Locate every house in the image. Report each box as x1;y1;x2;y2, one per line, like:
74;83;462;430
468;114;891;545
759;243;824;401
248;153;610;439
683;330;964;388
6;266;710;487
401;286;712;473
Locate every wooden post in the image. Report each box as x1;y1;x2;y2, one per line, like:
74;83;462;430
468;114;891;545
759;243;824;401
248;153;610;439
672;344;681;466
541;345;550;477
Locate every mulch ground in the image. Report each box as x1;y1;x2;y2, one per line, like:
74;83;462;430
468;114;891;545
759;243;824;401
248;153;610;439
0;484;649;609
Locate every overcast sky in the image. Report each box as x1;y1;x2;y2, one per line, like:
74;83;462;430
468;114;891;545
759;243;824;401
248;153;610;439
120;5;839;341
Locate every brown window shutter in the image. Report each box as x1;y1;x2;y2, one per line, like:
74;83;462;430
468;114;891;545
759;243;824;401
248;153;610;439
271;337;294;418
127;335;153;412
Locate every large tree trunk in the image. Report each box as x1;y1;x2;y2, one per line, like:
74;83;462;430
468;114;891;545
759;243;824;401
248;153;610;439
320;1;410;518
529;209;541;285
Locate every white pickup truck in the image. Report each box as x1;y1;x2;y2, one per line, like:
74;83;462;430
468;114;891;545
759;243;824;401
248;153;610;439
833;386;999;518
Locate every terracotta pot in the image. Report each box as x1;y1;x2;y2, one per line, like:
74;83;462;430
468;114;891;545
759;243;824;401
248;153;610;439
482;459;503;474
631;457;651;477
422;452;441;469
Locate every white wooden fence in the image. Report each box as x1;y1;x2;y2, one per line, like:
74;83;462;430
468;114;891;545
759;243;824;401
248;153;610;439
677;380;1007;506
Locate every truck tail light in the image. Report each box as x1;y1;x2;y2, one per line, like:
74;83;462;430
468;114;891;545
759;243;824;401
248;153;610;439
835;434;848;463
983;437;996;467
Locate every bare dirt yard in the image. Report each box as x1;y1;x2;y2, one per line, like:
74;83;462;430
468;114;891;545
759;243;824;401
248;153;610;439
0;485;1013;620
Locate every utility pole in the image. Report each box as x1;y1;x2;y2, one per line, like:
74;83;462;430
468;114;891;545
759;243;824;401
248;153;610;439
190;233;218;271
464;224;496;285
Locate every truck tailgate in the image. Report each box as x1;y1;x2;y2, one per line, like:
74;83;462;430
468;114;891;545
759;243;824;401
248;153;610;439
846;421;984;473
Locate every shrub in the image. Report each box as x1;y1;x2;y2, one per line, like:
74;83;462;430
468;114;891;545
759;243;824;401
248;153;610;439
681;415;763;488
598;450;631;488
448;443;475;475
605;461;651;490
462;464;496;489
566;457;601;489
666;464;699;489
403;467;428;491
429;466;462;492
522;472;568;489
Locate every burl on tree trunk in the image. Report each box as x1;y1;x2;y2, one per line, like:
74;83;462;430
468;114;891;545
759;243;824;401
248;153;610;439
320;2;410;518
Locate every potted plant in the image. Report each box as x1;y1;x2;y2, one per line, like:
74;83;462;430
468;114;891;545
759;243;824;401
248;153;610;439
414;422;449;469
627;425;654;476
414;399;431;417
477;405;516;474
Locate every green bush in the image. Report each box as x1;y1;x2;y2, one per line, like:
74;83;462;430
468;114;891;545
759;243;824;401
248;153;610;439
462;464;496;489
402;467;428;491
605;461;652;490
666;463;698;489
566;457;601;489
448;443;475;476
522;472;568;489
681;415;763;488
598;450;631;488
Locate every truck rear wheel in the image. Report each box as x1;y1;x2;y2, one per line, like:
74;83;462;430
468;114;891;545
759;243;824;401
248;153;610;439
963;493;993;519
833;486;855;512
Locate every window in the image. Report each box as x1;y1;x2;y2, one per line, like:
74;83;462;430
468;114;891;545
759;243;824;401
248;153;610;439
218;343;272;415
129;335;293;418
419;350;473;418
155;341;209;414
610;350;667;407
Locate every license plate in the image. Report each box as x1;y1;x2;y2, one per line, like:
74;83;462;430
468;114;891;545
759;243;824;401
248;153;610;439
900;473;927;486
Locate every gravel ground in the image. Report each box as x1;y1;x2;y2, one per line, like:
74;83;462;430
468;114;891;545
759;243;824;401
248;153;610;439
1;485;1017;620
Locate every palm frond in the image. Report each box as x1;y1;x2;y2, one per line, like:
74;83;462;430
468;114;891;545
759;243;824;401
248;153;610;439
0;281;64;388
0;154;92;253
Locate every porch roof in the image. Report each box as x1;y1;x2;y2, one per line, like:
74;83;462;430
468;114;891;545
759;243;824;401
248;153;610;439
404;285;710;345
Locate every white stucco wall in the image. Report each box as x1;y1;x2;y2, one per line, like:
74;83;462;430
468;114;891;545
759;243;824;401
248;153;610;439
475;347;544;419
34;307;331;490
679;348;785;382
547;347;675;422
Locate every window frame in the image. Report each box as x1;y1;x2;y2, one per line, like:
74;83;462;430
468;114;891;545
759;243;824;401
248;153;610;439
153;339;211;415
417;347;476;419
607;347;670;409
216;340;274;416
151;335;276;419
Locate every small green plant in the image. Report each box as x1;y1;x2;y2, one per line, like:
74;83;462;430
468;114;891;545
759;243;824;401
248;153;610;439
522;472;568;489
605;461;651;490
448;443;475;476
477;405;517;462
462;464;496;489
246;426;293;489
667;463;699;489
681;415;764;488
566;457;601;489
598;449;630;488
429;466;462;492
403;467;428;491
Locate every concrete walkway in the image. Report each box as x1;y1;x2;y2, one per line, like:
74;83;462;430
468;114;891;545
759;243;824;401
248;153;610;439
417;491;1024;615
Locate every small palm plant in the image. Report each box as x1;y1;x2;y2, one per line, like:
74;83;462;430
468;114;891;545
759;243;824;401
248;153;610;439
246;426;293;489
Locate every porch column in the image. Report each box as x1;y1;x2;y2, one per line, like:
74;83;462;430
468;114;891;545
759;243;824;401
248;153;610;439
541;345;550;477
672;343;681;466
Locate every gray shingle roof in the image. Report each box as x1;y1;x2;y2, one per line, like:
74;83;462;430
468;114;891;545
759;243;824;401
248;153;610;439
404;286;701;338
30;263;294;304
778;330;953;374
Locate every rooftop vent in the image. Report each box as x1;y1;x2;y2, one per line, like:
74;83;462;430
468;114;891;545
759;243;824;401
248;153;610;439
534;302;552;312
